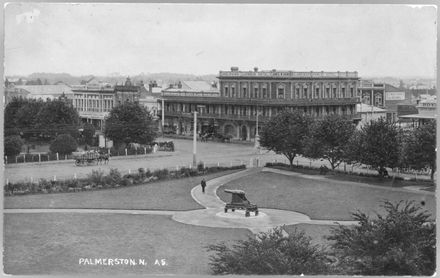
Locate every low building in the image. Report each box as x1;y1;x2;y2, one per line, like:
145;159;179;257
358;80;412;122
398;94;436;128
356;103;387;128
5;84;74;104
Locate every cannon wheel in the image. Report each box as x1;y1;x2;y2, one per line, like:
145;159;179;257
245;211;250;217
75;159;81;166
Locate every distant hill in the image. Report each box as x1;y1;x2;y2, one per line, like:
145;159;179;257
6;72;218;86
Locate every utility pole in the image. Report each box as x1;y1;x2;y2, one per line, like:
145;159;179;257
161;98;165;137
193;111;198;167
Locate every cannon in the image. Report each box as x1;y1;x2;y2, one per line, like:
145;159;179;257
224;189;258;217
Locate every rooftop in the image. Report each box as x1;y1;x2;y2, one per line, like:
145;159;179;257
14;85;73;95
219;67;358;79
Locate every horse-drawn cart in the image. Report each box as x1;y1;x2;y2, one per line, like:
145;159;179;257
73;151;100;166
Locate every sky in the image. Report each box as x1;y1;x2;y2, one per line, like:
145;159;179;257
4;3;437;78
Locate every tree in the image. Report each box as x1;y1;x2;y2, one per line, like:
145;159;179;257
15;99;45;139
327;201;435;276
82;123;96;146
206;227;330;275
105;102;158;147
401;121;436;180
35;99;80;140
49;134;78;155
4;136;24;156
347;118;400;175
259;110;312;165
303;115;356;170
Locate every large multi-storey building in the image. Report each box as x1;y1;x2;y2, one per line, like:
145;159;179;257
160;67;360;141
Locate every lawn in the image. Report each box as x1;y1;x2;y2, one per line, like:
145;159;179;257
217;172;436;221
5;170;239;210
4;213;251;275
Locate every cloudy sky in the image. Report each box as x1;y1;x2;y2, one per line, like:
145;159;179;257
4;3;437;78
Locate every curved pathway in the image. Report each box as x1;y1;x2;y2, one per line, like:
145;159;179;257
5;167;358;235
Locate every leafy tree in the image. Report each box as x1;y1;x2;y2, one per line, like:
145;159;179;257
206;227;330;275
35;99;80;140
15;99;45;139
401;121;436;180
49;134;78;155
259;110;312;165
82;123;96;146
347;118;400;175
327;200;435;276
105;102;158;147
4;135;24;156
4;97;28;132
303;115;356;169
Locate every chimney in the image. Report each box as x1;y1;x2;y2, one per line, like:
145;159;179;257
231;66;239;72
254;67;258;72
177;81;182;89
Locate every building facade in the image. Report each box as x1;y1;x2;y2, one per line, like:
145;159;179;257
161;67;360;141
72;77;140;130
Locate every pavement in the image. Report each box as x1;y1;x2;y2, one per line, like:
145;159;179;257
5;167;359;235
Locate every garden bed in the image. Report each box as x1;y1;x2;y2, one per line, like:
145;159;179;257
4;164;246;197
265;162;435;188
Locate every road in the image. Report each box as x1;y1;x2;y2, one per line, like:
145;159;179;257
4;137;431;183
4;138;282;183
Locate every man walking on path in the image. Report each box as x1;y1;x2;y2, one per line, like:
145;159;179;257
201;178;206;193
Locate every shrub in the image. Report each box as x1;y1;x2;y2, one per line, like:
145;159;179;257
108;168;122;185
88;170;105;186
4;135;24;156
197;161;205;172
49;134;78;155
206;227;330;275
152;168;169;179
327;200;436;276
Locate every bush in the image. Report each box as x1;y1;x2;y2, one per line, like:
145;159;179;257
88;170;105;186
206;227;330;275
4;135;24;156
49;134;78;155
327;200;436;275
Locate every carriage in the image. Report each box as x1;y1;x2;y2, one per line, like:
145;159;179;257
73;151;100;166
224;189;259;217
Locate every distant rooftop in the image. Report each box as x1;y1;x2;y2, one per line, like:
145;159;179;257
14;84;73;95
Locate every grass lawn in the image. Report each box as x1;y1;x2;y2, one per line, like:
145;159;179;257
217;172;436;221
5;170;239;210
4;213;251;275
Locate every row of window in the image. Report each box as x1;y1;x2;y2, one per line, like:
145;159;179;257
74;99;114;112
223;85;356;99
165;104;355;117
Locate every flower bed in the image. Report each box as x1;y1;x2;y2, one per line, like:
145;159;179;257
4;164;246;196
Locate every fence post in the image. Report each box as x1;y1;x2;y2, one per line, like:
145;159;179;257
128;169;131;174
176;165;179;171
38;153;41;163
65;154;67;160
53;175;56;181
217;162;220;167
125;149;127;156
309;160;312;168
4;156;7;164
15;156;17;164
144;147;146;155
56;153;59;160
189;163;192;168
30;177;33;183
74;173;77;179
108;148;110;155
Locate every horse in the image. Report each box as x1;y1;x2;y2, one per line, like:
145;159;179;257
97;153;110;165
